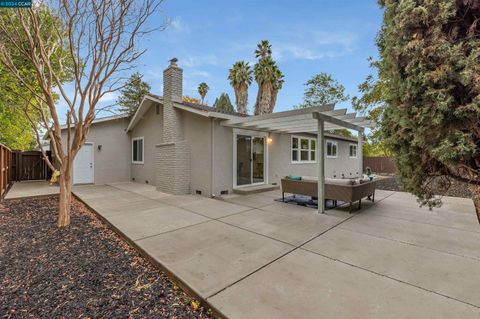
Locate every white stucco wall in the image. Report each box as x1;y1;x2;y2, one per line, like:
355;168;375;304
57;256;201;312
212;121;234;196
183;111;212;196
62;117;131;185
268;133;360;185
128;103;163;185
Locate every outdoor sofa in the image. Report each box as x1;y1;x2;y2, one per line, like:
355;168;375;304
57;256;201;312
280;177;376;213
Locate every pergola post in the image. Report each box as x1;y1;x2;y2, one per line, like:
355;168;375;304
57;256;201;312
358;129;364;177
317;118;325;213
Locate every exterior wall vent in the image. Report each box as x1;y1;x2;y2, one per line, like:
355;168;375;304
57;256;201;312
220;190;228;195
196;190;202;195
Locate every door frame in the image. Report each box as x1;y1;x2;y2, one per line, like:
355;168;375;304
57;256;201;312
233;129;268;188
73;142;94;185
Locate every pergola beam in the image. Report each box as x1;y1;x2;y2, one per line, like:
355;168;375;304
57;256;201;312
234;118;372;133
221;104;335;126
313;112;363;131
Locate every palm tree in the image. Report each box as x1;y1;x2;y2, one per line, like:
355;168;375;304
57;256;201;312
269;68;284;113
228;61;252;114
254;56;283;115
197;82;209;104
255;40;272;59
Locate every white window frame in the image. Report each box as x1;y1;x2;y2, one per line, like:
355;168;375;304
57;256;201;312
132;137;144;164
349;143;358;158
291;135;316;164
326;140;338;158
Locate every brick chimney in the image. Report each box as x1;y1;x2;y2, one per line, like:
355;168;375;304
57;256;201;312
162;57;184;142
163;57;183;103
156;58;190;195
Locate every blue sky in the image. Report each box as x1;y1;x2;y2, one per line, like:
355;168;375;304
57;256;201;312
60;0;383;120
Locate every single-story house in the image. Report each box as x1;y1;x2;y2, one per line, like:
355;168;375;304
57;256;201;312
62;59;372;203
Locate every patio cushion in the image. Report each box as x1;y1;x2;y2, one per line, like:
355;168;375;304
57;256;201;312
287;175;302;181
325;178;352;185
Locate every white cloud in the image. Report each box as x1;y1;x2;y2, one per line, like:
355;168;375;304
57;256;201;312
190;70;211;77
311;31;358;52
274;44;338;61
99;91;118;102
271;29;359;62
182;54;219;68
169;17;189;33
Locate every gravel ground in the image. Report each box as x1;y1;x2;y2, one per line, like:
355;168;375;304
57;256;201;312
376;175;473;198
0;196;214;319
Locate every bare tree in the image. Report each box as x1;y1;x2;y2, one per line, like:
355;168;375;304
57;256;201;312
0;0;165;227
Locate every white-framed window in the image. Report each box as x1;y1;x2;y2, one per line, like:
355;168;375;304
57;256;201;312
326;140;338;158
132;137;144;164
291;136;316;163
349;143;357;158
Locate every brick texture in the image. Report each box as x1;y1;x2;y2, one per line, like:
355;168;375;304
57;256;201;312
156;59;191;195
155;141;190;194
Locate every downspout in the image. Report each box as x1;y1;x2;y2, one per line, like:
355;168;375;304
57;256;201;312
358;129;364;177
210;117;215;197
317;117;325;213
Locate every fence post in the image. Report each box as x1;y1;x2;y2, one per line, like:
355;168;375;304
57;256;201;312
1;147;4;198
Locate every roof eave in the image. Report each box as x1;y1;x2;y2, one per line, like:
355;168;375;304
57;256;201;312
126;94;161;132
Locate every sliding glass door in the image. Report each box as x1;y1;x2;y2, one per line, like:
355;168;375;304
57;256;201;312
236;134;265;186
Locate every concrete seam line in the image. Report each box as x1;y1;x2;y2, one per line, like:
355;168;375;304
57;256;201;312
133;219;214;242
72;192;230;319
207;212;358;300
336;226;480;263
207;191;398;299
365;211;480;234
300;246;480;309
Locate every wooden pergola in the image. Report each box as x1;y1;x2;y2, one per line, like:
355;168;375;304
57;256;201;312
221;104;374;213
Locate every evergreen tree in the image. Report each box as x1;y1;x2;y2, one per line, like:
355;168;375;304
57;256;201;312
213;93;234;112
377;0;480;213
296;72;349;108
117;73;151;115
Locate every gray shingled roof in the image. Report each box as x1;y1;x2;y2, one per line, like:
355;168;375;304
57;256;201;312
149;94;248;117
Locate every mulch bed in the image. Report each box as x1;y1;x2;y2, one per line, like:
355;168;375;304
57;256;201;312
376;175;473;198
0;196;214;319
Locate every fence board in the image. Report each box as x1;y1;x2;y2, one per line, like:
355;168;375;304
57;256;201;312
12;151;50;181
363;156;397;174
0;144;12;200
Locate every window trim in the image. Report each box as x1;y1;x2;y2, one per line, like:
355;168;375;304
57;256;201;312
349;143;357;158
291;135;317;164
326;140;338;158
132;137;144;164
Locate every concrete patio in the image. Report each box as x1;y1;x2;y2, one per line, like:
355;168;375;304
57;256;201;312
5;181;480;318
4;180;59;200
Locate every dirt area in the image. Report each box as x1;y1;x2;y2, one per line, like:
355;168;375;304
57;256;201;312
0;196;213;318
376;175;473;198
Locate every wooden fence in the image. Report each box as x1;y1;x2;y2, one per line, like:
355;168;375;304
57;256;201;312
1;144;12;200
363;156;397;174
11;150;50;182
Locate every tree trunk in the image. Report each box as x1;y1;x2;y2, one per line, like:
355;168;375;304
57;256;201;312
57;164;72;227
254;85;262;115
258;82;272;115
236;85;248;114
269;89;278;113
